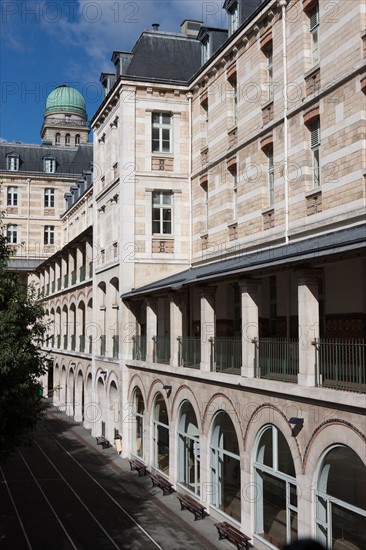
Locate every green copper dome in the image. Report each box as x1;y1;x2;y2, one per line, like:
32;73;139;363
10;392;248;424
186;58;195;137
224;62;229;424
45;85;87;118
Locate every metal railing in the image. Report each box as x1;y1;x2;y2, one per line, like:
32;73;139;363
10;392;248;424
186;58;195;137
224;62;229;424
79;335;85;353
89;261;93;278
253;337;299;382
71;334;76;351
57;277;62;291
51;281;55;294
153;336;170;364
89;335;93;354
71;270;77;285
210;337;242;374
313;338;365;393
64;274;69;288
178;337;201;369
63;334;68;350
100;335;106;356
112;335;119;358
57;334;61;348
79;265;86;282
45;283;50;296
132;336;147;361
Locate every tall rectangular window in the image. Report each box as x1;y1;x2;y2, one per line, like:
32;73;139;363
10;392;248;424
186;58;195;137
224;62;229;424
309;5;320;66
44;157;56;174
268;148;274;205
7;186;18;206
152;113;172;153
44;188;55;208
7;155;19;171
7;224;17;244
201;37;210;64
229;3;239;35
266;48;274;101
44;225;55;245
152;192;172;235
311;119;321;187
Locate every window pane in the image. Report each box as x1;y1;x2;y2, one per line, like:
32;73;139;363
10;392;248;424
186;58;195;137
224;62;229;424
153;194;161;205
162;115;171;124
257;427;273;467
152;221;160;234
260;472;287;548
152;113;160;124
162;221;171;234
277;430;296;477
332;503;366;550
163;194;171;205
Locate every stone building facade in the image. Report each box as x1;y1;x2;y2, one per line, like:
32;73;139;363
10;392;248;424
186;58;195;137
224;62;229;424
36;2;365;549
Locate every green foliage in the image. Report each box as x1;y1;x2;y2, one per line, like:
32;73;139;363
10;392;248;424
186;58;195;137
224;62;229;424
0;226;48;462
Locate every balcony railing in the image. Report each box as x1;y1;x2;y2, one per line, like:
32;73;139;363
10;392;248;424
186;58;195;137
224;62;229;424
71;270;77;285
253;337;299;383
89;335;93;354
153;336;170;364
71;334;76;351
112;335;119;358
132;336;146;361
42;117;87;127
178;337;201;369
100;335;106;356
313;338;365;393
210;337;242;374
80;334;85;353
63;334;68;350
89;261;93;278
64;274;69;288
51;281;55;294
45;283;50;296
57;277;62;291
57;334;61;348
79;265;86;282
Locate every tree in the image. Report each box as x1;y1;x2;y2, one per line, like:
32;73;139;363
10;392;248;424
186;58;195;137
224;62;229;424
0;223;48;463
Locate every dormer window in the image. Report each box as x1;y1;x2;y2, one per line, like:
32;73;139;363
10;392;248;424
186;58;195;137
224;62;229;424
44;157;56;174
7;154;19;171
229;3;239;35
201;36;210;64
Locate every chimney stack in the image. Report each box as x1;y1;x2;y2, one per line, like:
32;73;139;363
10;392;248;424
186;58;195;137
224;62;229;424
152;23;160;31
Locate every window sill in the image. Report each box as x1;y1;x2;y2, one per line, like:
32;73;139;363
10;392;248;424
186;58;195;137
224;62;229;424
227;221;238;228
227;124;238;135
305;187;322;198
261;206;274;215
200;145;209;155
304;63;320;80
151;152;173;157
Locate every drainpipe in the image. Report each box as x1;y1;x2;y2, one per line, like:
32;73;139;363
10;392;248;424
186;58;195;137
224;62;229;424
187;92;193;265
279;0;289;244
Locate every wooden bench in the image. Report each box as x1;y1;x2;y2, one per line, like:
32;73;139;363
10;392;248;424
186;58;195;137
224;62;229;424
150;472;174;495
96;436;112;449
129;457;148;476
214;521;251;550
177;493;207;521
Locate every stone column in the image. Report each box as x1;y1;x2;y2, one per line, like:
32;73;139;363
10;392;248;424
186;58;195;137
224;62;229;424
170;293;183;367
239;279;260;378
297;269;320;386
145;299;157;363
200;287;216;372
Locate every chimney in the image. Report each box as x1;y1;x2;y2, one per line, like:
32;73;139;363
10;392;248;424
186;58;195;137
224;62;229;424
180;19;202;38
152;23;160;31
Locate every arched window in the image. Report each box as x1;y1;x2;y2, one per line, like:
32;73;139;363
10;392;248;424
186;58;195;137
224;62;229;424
55;132;61;144
210;411;241;522
132;388;145;458
178;401;200;495
65;133;71;145
254;425;297;547
75;134;80;145
316;445;366;549
152;393;169;474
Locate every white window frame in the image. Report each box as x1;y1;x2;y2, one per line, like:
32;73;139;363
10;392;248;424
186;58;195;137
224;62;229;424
152;113;172;153
44;188;55;208
44;157;56;174
44;225;55;245
311;119;321;188
7;154;19;171
152;191;173;235
310;5;320;66
254;425;298;547
229;3;239;35
266;48;274;101
7;224;18;244
268;149;274;205
7;186;18;206
201;37;210;64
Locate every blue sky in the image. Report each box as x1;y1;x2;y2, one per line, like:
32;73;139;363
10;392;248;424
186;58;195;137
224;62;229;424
0;0;226;144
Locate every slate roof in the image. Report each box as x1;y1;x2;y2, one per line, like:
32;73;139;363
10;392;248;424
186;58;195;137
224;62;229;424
125;32;201;82
0;142;93;176
122;224;366;299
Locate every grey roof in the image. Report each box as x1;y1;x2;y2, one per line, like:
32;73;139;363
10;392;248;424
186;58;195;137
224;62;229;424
122;224;366;299
7;258;43;272
125;32;201;82
0;142;93;176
